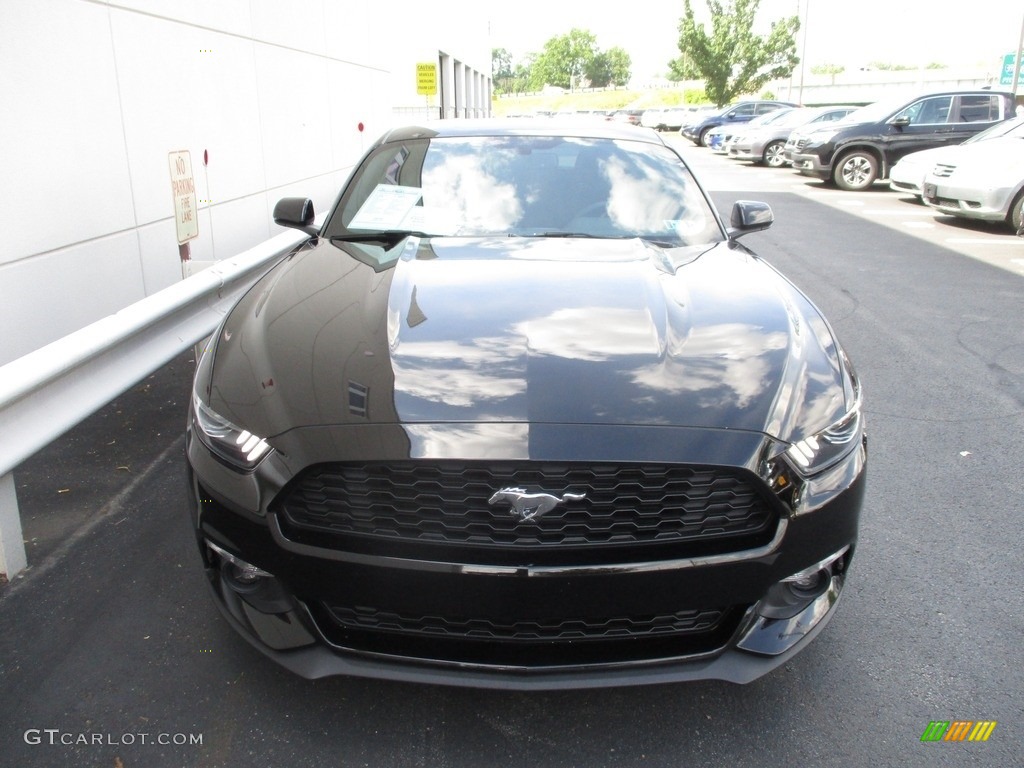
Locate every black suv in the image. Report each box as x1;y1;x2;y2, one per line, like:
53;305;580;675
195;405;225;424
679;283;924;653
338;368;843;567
681;100;798;147
789;90;1016;190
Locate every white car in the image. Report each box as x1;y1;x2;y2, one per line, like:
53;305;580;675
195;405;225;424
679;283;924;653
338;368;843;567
890;116;1024;199
921;134;1024;231
641;109;665;130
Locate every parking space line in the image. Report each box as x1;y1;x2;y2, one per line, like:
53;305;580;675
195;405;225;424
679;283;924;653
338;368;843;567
864;209;935;217
945;238;1022;245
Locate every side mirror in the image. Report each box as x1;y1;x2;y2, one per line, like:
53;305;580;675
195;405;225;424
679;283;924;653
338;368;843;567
891;116;911;128
728;200;774;238
273;197;318;237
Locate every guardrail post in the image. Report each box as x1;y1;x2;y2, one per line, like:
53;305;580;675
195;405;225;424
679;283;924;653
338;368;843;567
0;472;27;579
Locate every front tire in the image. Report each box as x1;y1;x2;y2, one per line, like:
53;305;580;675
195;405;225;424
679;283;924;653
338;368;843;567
763;141;786;168
698;127;714;147
1010;191;1024;235
833;150;878;191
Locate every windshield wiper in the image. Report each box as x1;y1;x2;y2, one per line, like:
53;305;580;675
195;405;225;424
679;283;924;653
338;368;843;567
330;230;431;244
513;231;605;239
638;236;687;248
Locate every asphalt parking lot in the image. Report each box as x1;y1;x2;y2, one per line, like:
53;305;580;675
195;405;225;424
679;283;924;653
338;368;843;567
2;141;1023;767
681;136;1024;277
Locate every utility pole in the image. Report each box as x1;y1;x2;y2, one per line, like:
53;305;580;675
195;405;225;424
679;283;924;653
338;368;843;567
1013;12;1024;101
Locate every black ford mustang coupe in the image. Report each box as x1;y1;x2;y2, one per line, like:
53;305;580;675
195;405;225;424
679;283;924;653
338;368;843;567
185;120;866;689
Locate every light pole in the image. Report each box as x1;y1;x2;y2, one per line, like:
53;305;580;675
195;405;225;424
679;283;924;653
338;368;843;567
1013;12;1024;101
798;0;809;105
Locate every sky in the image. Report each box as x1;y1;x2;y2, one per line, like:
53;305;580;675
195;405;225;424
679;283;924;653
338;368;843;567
487;1;1024;82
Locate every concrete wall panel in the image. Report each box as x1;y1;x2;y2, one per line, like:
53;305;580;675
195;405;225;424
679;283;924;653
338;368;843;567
0;0;136;264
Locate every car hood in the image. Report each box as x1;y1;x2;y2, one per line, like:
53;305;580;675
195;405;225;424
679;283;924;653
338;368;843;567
894;144;966;171
931;136;1024;174
205;236;849;444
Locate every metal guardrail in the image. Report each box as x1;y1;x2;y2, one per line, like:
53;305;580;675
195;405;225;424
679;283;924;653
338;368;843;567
0;228;310;577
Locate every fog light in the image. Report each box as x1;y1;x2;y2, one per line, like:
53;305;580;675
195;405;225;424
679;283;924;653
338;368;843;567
206;539;273;593
735;546;851;656
789;572;823;592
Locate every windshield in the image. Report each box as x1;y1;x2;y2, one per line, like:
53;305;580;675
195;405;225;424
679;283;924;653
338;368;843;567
838;96;913;124
324;135;724;248
745;108;795;127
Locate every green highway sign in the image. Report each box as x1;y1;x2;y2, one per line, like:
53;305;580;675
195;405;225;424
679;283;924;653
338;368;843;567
1000;52;1024;86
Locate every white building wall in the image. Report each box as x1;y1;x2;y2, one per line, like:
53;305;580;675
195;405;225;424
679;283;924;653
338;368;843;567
385;1;492;121
0;0;490;366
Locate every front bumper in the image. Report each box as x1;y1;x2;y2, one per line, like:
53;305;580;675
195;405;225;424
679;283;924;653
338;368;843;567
185;423;866;689
923;182;1015;223
889;175;923;196
790;152;831;179
727;143;761;162
204;559;849;690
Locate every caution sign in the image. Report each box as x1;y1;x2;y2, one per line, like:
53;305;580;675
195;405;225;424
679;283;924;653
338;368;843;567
416;62;437;96
168;150;199;244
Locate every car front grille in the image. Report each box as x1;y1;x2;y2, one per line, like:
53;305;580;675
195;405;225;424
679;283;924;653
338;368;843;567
274;461;779;565
310;601;747;666
327;604;727;642
932;163;956;178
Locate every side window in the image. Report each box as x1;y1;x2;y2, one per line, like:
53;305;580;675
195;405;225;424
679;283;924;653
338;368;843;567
828;109;854;121
731;104;756;117
754;103;780;115
956;94;1001;123
895;96;952;124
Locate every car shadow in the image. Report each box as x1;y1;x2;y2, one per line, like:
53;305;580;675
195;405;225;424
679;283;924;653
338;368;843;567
787;176;896;194
930;214;1018;237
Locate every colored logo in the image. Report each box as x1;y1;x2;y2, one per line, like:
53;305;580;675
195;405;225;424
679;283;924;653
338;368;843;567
921;721;997;742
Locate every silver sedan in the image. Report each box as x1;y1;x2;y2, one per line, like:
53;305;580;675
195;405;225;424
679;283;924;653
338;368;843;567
728;106;857;167
922;134;1024;231
891;116;1024;200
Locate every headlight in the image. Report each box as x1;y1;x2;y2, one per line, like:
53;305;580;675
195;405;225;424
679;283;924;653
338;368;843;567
785;379;864;476
192;390;272;470
806;129;839;145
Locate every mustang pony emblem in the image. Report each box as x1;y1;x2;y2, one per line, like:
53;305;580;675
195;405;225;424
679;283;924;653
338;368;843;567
487;487;587;522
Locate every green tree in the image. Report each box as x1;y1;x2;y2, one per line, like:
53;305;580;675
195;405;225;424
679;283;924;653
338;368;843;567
492;48;513;80
606;47;632;87
868;61;916;71
492;48;514;94
811;63;845;84
532;28;599;91
518;57;544;93
670;0;800;107
587;47;632;88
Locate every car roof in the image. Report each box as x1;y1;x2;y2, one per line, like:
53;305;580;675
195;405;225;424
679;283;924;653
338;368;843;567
378;119;666;145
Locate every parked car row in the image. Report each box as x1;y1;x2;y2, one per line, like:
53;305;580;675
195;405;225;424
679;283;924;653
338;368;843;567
641;106;711;132
728;106;859;166
706;107;797;155
691;90;1024;232
680;100;799;147
526;108;709;130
